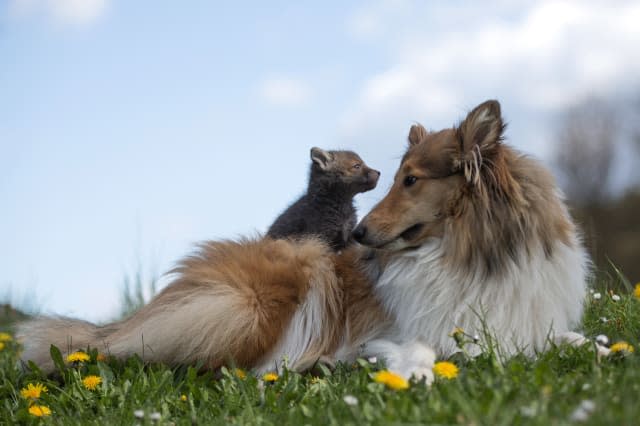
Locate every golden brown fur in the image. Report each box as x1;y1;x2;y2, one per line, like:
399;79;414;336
352;99;587;358
18;99;586;377
354;100;576;277
17;237;387;374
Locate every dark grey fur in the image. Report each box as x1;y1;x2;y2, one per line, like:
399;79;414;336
267;147;380;251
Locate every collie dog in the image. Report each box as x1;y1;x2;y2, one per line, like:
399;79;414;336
18;100;588;381
353;100;588;358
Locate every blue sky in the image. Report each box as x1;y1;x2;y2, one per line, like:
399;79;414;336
2;0;639;321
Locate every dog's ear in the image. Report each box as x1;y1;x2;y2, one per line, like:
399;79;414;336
459;100;504;154
455;100;505;183
310;147;334;170
408;123;427;146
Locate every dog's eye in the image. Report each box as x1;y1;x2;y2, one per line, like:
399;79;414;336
404;175;417;187
353;163;361;170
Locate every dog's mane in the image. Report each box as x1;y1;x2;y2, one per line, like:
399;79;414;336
440;118;577;279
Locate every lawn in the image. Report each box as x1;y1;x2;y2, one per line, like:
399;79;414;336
1;284;639;425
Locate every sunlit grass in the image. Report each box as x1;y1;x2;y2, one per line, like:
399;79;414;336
1;281;639;424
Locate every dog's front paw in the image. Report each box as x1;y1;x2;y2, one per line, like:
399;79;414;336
554;331;611;359
361;339;436;385
555;331;589;347
405;364;435;385
400;341;436;385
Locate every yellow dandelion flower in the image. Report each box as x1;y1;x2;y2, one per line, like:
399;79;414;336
82;375;102;390
610;341;634;354
433;361;459;379
234;368;247;379
20;383;48;399
96;353;107;362
66;351;90;363
373;370;409;390
28;404;52;417
180;394;187;402
634;283;640;299
0;342;4;351
262;372;279;382
0;332;12;342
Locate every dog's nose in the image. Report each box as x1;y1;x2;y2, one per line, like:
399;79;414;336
352;224;367;243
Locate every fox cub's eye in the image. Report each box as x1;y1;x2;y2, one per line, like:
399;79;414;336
353;163;361;170
404;175;417;187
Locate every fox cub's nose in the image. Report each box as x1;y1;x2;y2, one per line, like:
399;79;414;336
352;224;367;243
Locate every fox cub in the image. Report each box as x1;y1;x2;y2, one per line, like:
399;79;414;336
267;147;380;250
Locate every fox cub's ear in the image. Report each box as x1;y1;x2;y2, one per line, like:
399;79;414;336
408;123;427;146
310;147;334;170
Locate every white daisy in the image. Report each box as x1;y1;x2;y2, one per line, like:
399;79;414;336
520;405;536;417
343;395;359;406
570;407;589;422
580;400;595;412
569;400;595;422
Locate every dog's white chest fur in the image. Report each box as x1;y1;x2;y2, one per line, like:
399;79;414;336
375;238;588;356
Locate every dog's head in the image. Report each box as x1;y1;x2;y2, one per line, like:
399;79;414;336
353;100;507;251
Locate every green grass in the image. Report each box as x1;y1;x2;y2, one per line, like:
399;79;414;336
1;287;639;425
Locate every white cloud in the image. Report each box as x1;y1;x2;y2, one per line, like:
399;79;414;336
343;0;640;156
260;77;313;107
9;0;108;26
49;0;107;25
347;0;413;41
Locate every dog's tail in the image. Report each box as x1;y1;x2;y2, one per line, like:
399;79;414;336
16;316;118;372
16;237;335;373
16;291;261;373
